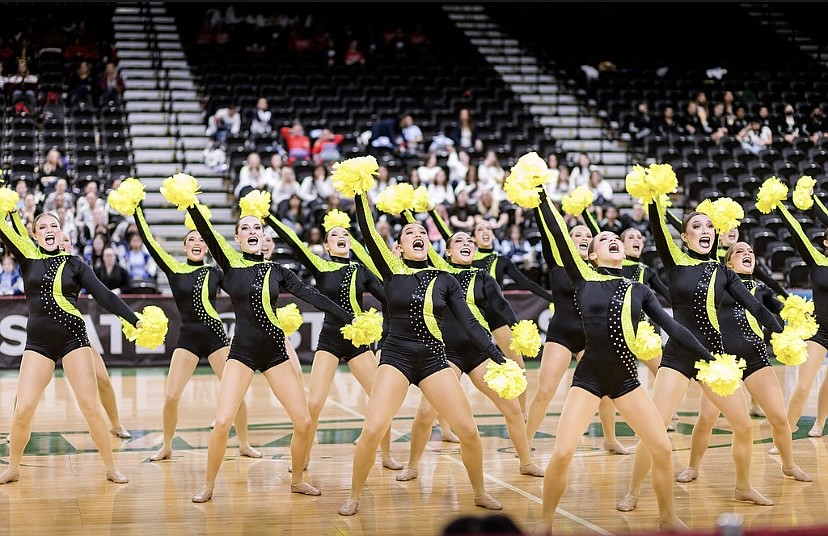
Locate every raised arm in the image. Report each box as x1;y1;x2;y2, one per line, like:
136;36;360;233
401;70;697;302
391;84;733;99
0;212;38;263
537;190;593;286
500;256;554;302
648;197;681;270
812;195;828;228
9;210;29;239
76;259;140;327
777;202;826;267
444;275;505;364
134;204;184;275
582;208;600;237
665;208;683;233
428;207;453;241
723;267;783;332
641;286;712;361
354;192;402;279
265;212;327;276
350;238;382;280
186;203;241;272
274;264;353;324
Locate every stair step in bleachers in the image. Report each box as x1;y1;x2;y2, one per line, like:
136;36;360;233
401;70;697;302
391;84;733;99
144;191;228;207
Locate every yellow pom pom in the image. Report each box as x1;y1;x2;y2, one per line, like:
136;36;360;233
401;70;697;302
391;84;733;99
548;302;555;315
755;176;788;214
0;187;20;215
122;305;169;349
625;165;654;204
694;353;746;397
646;163;679;197
107;177;146;216
340;307;383;347
484;359;528;400
323;209;351;232
160;173;201;210
239;189;272;220
631;322;662;361
331;156;379;197
503;174;541;209
780;294;815;323
376;183;415;215
509;151;549;188
771;329;808;366
509;320;542;358
696;197;744;234
276;303;304;336
793;175;817;211
412;185;432;212
561;185;594;217
184;204;213;231
659;193;673;208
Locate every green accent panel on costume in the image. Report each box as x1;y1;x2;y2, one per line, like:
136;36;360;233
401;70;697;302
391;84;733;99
656;197;705;267
201;270;221;321
359;194;408;274
348;266;362;314
621;284;636;350
135;206;193;273
637;264;645;283
54;260;83;319
745;286;765;340
779;203;828;266
423;277;442;341
465;272;489;332
706;269;720;333
350;239;381;280
546;200;612;282
261;267;280;329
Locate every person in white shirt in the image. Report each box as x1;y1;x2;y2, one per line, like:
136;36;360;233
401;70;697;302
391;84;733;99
416;153;442;185
477;150;505;192
234;151;273;199
569;152;596;189
426;168;455;207
300;164;335;202
206;105;241;148
445;147;470;188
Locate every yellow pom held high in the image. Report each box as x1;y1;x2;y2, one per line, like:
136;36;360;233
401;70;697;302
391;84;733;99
340;308;383;347
276;303;304;337
509;151;549;188
561;185;594;217
161;173;201;210
323;209;351;232
412;185;432;213
376;183;415;215
503;173;542;209
509;320;542;358
0;188;20;215
631;322;662;361
792;175;817;211
107;177;146;216
122;305;169;349
694;353;746;397
755;176;788;214
484;359;528;400
331;155;379;198
239;189;272;220
184;204;213;231
696;197;744;234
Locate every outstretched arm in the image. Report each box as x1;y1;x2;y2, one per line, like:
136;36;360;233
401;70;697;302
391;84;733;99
9;210;29;239
641;286;712;361
812;196;828;228
350;238;382;280
265;212;327;277
354;193;402;279
0;213;38;263
76;259;140;327
582;208;600;237
537;190;593;287
644;266;672;305
500;257;554;302
482;273;518;326
665;208;683;233
777;203;825;267
723;267;783;332
444;276;505;364
134;204;184;275
275;264;353;324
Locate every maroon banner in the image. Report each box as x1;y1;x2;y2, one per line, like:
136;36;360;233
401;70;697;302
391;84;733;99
0;291;552;369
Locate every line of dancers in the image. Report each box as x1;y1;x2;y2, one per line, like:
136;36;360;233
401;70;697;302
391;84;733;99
0;155;825;534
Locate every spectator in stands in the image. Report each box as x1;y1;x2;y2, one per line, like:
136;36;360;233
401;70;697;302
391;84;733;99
477;150;506;192
803;105;827;145
776;103;804;145
445;147;471;188
727;103;749;137
620;202;650;238
569;152;596;189
681;100;709;140
708;101;730;145
374;217;394;249
5;59;38;114
599;204;624;235
264;153;284;185
94;245;130;293
206;104;241;149
367;164;397;206
370;115;404;155
692;91;710;130
76;189;108;247
547;164;573;204
55;203;78;249
448;185;477;233
499;224;532;271
311;128;344;165
36;148;69;195
0;254;24;296
234;151;271;199
737;116;773;155
343;39;366;66
722;89;737;126
270;165;309;208
654;104;684;138
66;60;94;108
757;103;775;131
427;167;455;207
428;131;455;157
277;193;308;236
18;192;39;233
246;97;276;143
447;107;484;154
400;113;424;157
588;169;613;221
280;120;312;166
459;164;481;204
474;187;508;239
96;61;125;105
84;231;109;270
122;232;157;282
626;101;653;149
301;164;335;207
416;153;442;185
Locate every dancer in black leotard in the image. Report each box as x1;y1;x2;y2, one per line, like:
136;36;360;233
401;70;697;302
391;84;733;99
265;210;402;472
338;184;507;516
394;212;544;481
617;196;783;513
0;210;143;485
116;202;262;462
164;183;353;503
533;189;704;532
674;241;811;483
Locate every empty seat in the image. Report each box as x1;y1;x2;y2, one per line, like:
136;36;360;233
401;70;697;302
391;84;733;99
785;257;809;288
764;241;797;272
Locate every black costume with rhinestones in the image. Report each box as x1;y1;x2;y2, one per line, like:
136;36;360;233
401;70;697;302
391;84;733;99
648;199;783;379
134;204;229;358
186;205;352;372
0;212;139;362
537;192;713;398
355;194;505;385
265;214;385;362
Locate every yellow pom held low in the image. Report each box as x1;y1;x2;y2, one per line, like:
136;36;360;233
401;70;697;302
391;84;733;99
331;155;379;198
161;173;201;210
341;308;383;347
122;305;169;349
323;209;351;232
276;303;304;336
755;176;788;214
376;183;415;215
107;177;146;216
792;175;817;211
631;322;662;361
184;204;213;231
771;329;808;366
484;359;528;400
509;320;542;358
694;353;746;397
412;185;432;213
239;189;272;220
779;294;815;324
0;188;20;215
561;185;594;217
